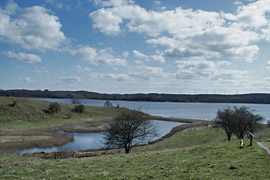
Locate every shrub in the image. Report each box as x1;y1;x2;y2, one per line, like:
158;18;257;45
48;102;61;114
74;104;85;113
267;120;270;127
9;101;17;107
67;111;72;119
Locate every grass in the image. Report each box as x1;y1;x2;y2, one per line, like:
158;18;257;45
0;127;269;179
0;96;269;179
0;97;130;131
0;136;51;143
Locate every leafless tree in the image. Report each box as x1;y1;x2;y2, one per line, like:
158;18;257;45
104;110;157;153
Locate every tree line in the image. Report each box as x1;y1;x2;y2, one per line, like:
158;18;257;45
1;89;270;104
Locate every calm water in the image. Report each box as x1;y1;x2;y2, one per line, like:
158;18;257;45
37;98;270;122
19;120;184;153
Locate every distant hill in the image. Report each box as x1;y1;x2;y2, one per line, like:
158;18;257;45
1;89;270;104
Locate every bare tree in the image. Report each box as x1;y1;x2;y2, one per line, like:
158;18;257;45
104;110;157;153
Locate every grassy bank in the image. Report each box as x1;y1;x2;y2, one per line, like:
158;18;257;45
0;97;129;131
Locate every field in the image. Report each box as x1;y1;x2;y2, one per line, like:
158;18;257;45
0;97;269;179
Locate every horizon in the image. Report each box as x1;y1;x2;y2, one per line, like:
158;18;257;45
1;0;270;94
2;88;270;96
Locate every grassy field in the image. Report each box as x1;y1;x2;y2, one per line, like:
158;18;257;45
0;97;129;131
0;97;269;179
0;127;269;179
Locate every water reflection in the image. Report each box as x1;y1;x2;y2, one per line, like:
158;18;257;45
19;120;185;154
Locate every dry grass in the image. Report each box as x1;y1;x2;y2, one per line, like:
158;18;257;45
0;135;50;143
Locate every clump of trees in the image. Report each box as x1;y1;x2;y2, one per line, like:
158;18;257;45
48;102;61;114
73;104;85;113
104;110;157;153
214;106;263;147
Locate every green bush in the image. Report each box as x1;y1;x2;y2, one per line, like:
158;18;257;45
48;102;61;114
74;104;85;113
9;101;17;107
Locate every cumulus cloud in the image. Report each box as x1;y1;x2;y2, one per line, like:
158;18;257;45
175;60;247;81
70;46;127;67
133;50;148;59
122;51;129;58
129;65;170;80
4;51;42;63
58;76;81;83
133;50;166;63
0;1;66;50
90;72;131;81
33;67;48;73
89;0;270;63
75;65;91;73
266;61;270;71
235;0;270;29
21;77;34;82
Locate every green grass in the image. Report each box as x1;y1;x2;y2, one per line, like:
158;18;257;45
0;96;269;179
0;97;129;131
0;127;269;180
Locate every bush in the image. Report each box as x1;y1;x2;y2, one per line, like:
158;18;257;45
74;104;85;113
9;101;17;107
67;111;72;119
267;120;270;127
48;102;61;114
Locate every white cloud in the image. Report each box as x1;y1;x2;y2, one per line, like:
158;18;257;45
235;0;270;29
267;61;270;71
129;65;170;80
75;65;91;73
133;50;148;59
0;1;66;50
4;51;42;63
71;46;127;67
89;0;268;63
58;76;81;83
175;60;247;80
122;51;129;58
33;67;48;73
154;1;161;5
90;72;131;81
151;50;165;63
21;77;34;82
133;49;165;63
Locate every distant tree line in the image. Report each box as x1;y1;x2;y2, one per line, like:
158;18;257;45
1;89;270;104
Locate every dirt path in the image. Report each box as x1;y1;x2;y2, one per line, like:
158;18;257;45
257;142;270;157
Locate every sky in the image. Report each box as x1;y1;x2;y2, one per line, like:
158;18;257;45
1;0;270;94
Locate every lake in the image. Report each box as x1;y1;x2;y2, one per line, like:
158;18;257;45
37;98;270;123
19;120;184;153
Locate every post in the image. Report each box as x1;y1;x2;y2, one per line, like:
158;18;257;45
240;139;244;148
249;132;254;146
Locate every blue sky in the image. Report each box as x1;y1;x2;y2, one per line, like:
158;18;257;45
1;0;270;94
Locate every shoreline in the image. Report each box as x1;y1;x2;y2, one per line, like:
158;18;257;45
0;117;207;154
